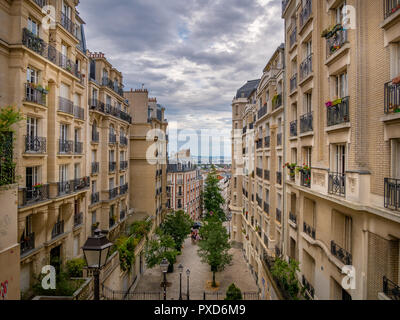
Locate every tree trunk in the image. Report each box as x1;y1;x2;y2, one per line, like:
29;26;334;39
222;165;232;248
212;271;216;287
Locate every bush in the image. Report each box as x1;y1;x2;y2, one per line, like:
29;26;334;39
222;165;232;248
66;258;86;278
32;271;84;297
129;220;152;239
115;236;136;272
225;283;243;300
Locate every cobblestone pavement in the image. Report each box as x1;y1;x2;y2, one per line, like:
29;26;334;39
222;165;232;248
133;237;259;300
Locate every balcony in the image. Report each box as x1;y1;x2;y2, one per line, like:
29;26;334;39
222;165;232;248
384;81;400;114
89;99;131;123
60;12;77;36
302;275;315;299
58;177;89;196
289;26;297;48
120;136;128;146
73;177;90;192
51;220;64;239
256;168;263;178
119;183;128;195
258;105;267;119
300;54;312;81
290;73;297;93
299;0;312;29
264;202;270;215
22;184;49;206
25;135;46;153
25;83;47;106
303;222;315;239
120;210;126;221
256;194;262;207
109;162;116;172
276;208;282;223
59;97;74;115
91;162;99;174
243;126;247;134
300;169;311;188
282;0;290;14
109;133;117;144
327;97;350;126
59;139;74;154
331;241;352;265
256;139;263;149
326;27;348;59
109;187;119;199
92;131;99;143
20;232;35;256
264;170;270;181
120;161;128;171
91;192;99;205
383;276;400;300
32;0;47;8
74;141;83;154
289;212;297;224
272;94;282;110
384;0;400;19
328;172;346;197
264;136;270;148
290;120;297;137
74;212;83;227
22;29;81;79
384;178;400;212
300;112;313;133
276;171;282;185
277;133;282;146
74;106;85;120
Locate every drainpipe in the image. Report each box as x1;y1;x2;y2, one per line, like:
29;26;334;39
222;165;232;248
282;44;287;261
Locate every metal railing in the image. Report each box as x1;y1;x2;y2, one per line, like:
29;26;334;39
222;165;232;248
51;220;64;239
289;212;297;224
301;169;311;188
384;178;400;211
264;136;270;148
119;183;128;195
32;0;47;8
22;184;49;206
258;105;267;119
384;0;400;19
109;162;116;172
256;168;263;178
276;171;282;185
73;177;90;191
60;12;77;36
300;112;313;133
384;81;400;114
328;172;346;197
290;120;297;137
303;222;316;239
59;139;74;154
74;106;85;120
326;28;348;58
74;141;83;154
59;96;74;114
272;94;282;109
101;77;125;98
302;275;315;299
20;232;35;255
290;73;297;92
91;162;99;174
300;54;312;81
25;135;46;153
74;212;83;227
120;161;128;171
264;170;270;181
25;83;47;106
290;26;297;48
299;0;312;29
109;133;117;144
383;276;400;300
327;96;350;126
256;139;263;149
331;240;352;265
264;202;270;215
120;136;128;146
109;187;119;199
91;192;100;205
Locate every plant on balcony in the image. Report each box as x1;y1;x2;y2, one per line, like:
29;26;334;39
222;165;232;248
114;236;137;272
272;94;279;106
271;257;303;300
129;220;152;240
321;24;343;38
66;258;86;278
33;183;43;189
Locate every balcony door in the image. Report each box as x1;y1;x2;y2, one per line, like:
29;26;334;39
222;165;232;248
27;17;39;36
335;72;348;99
62;1;71;19
120;175;124;187
332;144;346;174
27;117;38;138
60;124;68;142
59;164;68;183
26;166;40;191
304;93;312;113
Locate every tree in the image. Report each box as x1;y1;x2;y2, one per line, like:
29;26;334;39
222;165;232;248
203;165;225;221
225;283;243;300
197;216;232;287
161;210;193;251
145;229;179;269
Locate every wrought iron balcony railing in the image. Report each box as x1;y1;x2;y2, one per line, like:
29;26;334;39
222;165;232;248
331;240;352;265
74;141;83;154
290;120;297;137
290;73;297;92
300;112;313;133
301;169;311;188
91;192;100;204
299;0;312;29
25;135;46;153
276;208;282;223
258;105;267;119
264;170;270;181
384;0;400;19
383;276;400;300
59;96;74;115
290;26;297;48
60;11;77;36
109;187;119;199
74;212;83;227
51;220;64;239
300;54;313;81
289;211;297;224
109;133;117;144
25;83;47;106
120;161;128;171
59;139;74;154
33;0;47;8
73;177;90;191
276;171;282;185
120;183;128;195
384;81;400;114
22;184;49;206
20;232;35;255
303;222;316;239
89;99;131;123
326;27;348;58
384;178;400;212
91;162;99;174
327;96;350;126
74;106;85;120
328;172;346;197
109;162;116;172
101;77;125;98
256;168;263;178
272;94;282;110
120;136;128;146
302;275;315;299
264;136;270;148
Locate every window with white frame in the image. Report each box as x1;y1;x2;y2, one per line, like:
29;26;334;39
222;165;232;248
335;72;348;98
28;17;39;36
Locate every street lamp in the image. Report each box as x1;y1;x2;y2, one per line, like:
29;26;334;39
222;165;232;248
82;229;113;300
186;269;191;300
178;264;183;300
160;258;169;301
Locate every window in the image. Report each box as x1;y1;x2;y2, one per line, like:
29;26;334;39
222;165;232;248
109;150;115;162
109;178;114;189
106;95;111;107
26;167;40;190
60;124;68;141
393;139;400;178
59;164;68;182
92;88;98;101
62;1;71;18
292;148;297;164
60;83;69;99
74;128;80;143
335;72;348;98
120;175;124;186
27;117;38;137
332;144;346;174
305;40;312;58
336;1;346;24
74;163;80;180
74;94;81;108
28;18;39;36
92;211;96;225
27;67;38;84
304;93;312;113
92;180;97;193
304;147;312;166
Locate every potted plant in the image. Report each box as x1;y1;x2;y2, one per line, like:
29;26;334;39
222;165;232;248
325;101;333;107
33;183;43;189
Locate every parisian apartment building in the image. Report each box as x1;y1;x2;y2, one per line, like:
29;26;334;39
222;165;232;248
229;0;400;300
0;0;168;299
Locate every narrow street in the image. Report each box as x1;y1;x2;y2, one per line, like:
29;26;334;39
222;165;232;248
133;236;259;300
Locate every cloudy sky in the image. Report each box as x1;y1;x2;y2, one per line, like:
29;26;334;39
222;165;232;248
78;0;283;159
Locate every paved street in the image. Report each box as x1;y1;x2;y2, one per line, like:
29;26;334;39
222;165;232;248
133;237;259;300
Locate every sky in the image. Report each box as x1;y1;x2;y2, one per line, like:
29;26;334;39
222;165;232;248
78;0;284;159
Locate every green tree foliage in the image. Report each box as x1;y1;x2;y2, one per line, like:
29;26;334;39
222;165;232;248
0;106;24;133
145;229;179;268
271;258;302;300
161;210;193;251
114;236;138;272
225;283;243;300
198;216;232;287
203;165;225;221
66;258;86;278
129;220;152;239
